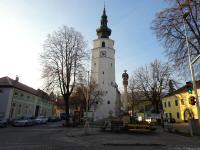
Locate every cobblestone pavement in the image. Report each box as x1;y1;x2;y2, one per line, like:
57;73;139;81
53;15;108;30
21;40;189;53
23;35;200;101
0;122;200;150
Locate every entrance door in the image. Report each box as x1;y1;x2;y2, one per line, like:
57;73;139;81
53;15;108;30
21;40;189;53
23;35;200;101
35;105;40;117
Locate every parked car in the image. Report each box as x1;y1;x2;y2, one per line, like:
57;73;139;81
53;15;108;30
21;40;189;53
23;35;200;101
12;116;36;127
48;116;61;122
35;116;48;124
0;119;7;128
60;113;67;120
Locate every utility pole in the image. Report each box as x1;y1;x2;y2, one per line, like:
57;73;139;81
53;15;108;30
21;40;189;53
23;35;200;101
183;14;200;125
177;0;200;125
84;70;90;135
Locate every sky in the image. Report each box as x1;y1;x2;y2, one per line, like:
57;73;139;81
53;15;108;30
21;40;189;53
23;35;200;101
0;0;169;92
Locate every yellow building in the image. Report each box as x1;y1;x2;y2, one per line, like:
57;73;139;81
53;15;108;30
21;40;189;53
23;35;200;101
162;81;200;123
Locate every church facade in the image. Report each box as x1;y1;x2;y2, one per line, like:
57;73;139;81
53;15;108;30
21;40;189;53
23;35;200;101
91;7;120;120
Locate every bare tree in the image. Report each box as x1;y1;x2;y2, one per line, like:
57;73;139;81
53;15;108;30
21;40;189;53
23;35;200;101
41;26;88;124
79;81;105;112
131;60;174;113
151;0;200;74
128;76;139;116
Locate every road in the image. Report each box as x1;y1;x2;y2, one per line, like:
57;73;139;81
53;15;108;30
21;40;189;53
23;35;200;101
0;122;200;150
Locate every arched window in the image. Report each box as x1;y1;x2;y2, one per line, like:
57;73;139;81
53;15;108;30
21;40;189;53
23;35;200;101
102;41;105;47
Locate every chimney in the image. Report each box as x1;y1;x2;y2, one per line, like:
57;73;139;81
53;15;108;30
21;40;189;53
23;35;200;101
15;75;19;82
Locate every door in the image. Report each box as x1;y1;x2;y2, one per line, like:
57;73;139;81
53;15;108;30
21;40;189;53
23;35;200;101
35;105;40;117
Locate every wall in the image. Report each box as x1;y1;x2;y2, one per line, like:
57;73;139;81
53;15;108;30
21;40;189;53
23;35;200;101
0;87;13;119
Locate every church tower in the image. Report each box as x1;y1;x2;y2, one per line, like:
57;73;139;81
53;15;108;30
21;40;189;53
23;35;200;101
91;7;117;120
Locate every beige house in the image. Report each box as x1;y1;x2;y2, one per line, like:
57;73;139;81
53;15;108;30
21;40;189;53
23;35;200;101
162;81;200;122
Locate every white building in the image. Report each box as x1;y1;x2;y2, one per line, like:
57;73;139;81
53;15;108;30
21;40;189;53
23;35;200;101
91;7;119;120
0;76;53;120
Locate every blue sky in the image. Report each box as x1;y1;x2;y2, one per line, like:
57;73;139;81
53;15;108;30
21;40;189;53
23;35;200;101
0;0;169;91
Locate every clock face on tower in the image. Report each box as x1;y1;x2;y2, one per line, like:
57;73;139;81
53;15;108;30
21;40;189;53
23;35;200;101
100;51;106;57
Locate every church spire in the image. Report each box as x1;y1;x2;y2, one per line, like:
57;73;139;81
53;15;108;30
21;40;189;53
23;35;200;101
96;5;111;38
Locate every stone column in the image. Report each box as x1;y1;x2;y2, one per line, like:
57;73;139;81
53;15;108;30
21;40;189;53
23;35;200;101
122;70;129;112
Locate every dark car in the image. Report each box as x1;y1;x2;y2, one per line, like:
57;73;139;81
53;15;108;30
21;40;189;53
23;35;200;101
48;116;61;122
60;113;68;120
0;119;7;128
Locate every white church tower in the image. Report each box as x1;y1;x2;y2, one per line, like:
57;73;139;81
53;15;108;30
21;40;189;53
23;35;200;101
91;7;117;120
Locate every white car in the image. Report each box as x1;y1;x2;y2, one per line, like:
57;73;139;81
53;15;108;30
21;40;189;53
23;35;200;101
12;116;35;127
35;116;48;124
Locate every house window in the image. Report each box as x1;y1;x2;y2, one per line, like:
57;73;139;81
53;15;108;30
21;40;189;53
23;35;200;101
0;89;3;93
94;63;96;66
177;112;180;119
14;92;18;95
102;71;104;74
18;104;21;114
169;113;172;119
102;41;105;47
111;63;112;67
166;113;168;118
107;100;110;104
175;100;178;106
164;102;167;108
20;93;24;97
168;101;171;107
102;81;104;84
181;99;185;105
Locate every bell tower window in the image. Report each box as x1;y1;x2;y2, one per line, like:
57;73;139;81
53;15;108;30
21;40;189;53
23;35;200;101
102;41;105;47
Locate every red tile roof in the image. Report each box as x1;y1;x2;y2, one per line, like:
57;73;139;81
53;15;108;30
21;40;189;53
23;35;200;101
0;76;49;99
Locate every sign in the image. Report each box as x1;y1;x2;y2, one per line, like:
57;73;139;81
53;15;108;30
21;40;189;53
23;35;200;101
84;111;93;118
151;113;161;119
